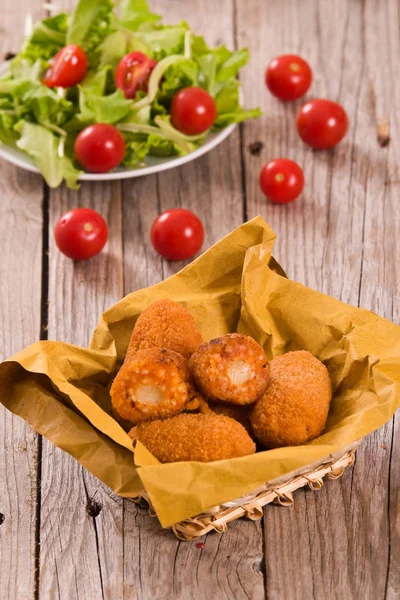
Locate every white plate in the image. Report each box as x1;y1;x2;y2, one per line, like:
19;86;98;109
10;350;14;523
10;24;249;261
0;61;236;181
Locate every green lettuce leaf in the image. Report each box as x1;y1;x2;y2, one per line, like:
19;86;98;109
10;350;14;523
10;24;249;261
214;107;262;127
122;133;187;165
97;30;151;69
0;111;19;146
119;0;160;30
216;48;249;82
67;0;115;58
215;78;241;113
19;14;68;62
9;57;46;81
134;24;189;59
122;137;150;165
98;31;129;69
147;135;184;157
80;65;110;95
192;37;249;93
15;121;81;188
25;86;74;131
213;77;261;127
79;87;132;124
121;104;151;125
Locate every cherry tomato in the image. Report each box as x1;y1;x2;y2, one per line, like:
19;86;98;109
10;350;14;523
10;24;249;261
259;159;304;204
151;209;205;260
171;87;217;135
54;208;108;260
115;51;157;99
265;55;312;101
74;124;125;173
42;45;88;88
296;99;348;149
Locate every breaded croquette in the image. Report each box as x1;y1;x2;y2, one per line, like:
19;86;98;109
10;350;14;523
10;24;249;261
125;299;202;362
130;413;256;463
189;333;270;405
111;348;191;424
250;350;332;448
209;402;253;436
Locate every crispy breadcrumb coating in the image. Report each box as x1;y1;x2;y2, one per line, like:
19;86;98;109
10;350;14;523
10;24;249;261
189;333;270;405
250;350;332;448
111;348;190;424
209;402;253;436
130;413;256;463
125;299;203;362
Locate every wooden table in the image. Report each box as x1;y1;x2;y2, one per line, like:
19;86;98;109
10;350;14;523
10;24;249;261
1;0;399;598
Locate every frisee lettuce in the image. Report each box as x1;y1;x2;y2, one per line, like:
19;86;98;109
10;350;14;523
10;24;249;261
0;0;261;188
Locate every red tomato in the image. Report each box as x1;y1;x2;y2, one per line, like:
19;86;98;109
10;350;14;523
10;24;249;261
296;99;348;149
42;45;88;88
54;208;108;260
171;87;217;135
74;124;125;173
265;55;312;101
151;209;205;260
259;159;304;204
115;51;157;99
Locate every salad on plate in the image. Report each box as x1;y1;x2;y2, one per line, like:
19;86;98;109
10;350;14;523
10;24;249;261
0;0;261;188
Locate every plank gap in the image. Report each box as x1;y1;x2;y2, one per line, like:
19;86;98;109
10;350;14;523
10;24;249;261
384;419;395;598
40;183;50;339
35;181;49;600
232;0;248;223
34;436;42;600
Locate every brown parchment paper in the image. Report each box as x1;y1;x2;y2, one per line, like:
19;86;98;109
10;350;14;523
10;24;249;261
1;216;399;527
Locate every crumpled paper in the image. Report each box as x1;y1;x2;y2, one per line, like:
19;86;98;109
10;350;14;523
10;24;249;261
1;217;399;528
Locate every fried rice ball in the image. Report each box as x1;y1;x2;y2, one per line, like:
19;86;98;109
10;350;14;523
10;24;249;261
250;350;332;448
125;299;203;362
189;333;270;405
111;348;191;424
209;402;253;436
129;413;256;463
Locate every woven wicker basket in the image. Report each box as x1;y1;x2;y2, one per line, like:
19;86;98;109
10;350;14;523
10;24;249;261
133;441;359;540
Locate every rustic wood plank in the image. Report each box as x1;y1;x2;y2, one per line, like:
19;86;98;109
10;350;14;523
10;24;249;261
38;179;125;600
235;0;400;598
119;1;264;599
36;0;131;590
0;1;44;598
359;1;400;598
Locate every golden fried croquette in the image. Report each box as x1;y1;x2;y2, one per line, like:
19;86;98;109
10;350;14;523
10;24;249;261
125;299;202;362
250;350;332;448
130;413;256;463
111;348;191;424
209;402;253;436
189;333;270;405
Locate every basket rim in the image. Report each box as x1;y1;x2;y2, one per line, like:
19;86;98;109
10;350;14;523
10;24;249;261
133;441;359;540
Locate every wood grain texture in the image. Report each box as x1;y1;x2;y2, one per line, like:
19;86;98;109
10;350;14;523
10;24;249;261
0;1;44;598
120;2;264;599
39;180;124;600
235;0;400;598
